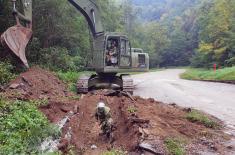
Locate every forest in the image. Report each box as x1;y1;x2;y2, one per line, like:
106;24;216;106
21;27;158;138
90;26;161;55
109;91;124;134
0;0;235;70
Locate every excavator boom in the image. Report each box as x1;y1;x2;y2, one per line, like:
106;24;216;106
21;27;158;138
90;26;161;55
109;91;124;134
68;0;104;37
1;0;103;68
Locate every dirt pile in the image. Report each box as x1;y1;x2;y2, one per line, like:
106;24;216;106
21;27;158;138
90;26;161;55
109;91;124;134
2;67;71;100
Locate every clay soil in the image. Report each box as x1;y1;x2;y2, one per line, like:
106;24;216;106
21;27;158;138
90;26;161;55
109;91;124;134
1;67;234;155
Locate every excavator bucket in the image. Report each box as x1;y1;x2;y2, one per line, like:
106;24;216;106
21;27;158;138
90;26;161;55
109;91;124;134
1;24;32;68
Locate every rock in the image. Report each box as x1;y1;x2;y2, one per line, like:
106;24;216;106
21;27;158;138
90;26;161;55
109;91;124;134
139;143;164;155
169;103;177;107
60;106;70;113
39;95;49;100
0;85;4;92
227;145;233;150
183;108;192;113
58;138;69;150
131;118;150;124
91;144;97;150
9;83;20;89
209;144;218;151
148;98;155;103
21;76;32;86
73;105;79;114
139;128;150;139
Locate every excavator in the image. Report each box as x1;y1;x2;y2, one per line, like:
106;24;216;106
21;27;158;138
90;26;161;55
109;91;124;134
0;0;149;94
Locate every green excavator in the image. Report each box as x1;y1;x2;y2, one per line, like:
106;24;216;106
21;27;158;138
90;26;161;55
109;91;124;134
1;0;149;94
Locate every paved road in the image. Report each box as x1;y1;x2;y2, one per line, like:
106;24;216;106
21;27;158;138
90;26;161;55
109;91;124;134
132;69;235;130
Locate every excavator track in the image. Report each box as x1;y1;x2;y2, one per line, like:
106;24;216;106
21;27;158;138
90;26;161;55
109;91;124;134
77;76;89;94
77;74;134;94
122;75;134;95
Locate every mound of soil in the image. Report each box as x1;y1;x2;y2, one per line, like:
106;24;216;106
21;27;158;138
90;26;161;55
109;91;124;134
3;67;71;100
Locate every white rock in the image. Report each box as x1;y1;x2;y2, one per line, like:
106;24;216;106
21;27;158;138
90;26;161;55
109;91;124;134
91;144;97;150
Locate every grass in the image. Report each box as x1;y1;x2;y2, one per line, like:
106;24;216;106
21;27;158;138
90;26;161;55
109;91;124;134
164;138;185;155
180;66;235;81
102;149;127;155
127;105;138;113
186;110;219;129
56;71;93;92
0;97;60;154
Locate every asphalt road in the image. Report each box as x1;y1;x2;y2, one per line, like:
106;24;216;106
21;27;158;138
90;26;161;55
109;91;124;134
132;69;235;130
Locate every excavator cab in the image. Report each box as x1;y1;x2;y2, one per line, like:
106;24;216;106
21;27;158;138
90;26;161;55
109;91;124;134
104;34;131;70
131;48;149;72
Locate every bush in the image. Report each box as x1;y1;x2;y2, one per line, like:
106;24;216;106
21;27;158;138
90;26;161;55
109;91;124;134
0;98;60;154
225;57;235;66
57;71;93;92
0;62;15;85
27;44;86;72
190;52;215;68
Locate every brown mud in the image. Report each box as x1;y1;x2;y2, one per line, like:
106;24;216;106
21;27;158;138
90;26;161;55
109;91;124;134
1;67;234;155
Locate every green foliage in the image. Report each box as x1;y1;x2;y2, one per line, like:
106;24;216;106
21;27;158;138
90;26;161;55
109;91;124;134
102;149;127;155
164;138;185;155
0;98;60;154
0;62;15;85
0;0;15;33
181;67;235;81
56;71;93;92
24;0;91;71
127;106;138;114
37;47;80;71
192;0;235;67
57;71;82;84
190;52;215;68
186;110;219;129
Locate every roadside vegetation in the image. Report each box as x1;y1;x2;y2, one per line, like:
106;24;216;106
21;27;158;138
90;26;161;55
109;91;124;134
56;71;93;92
164;138;185;155
0;97;60;154
102;149;127;155
186;110;220;129
0;62;16;85
181;67;235;82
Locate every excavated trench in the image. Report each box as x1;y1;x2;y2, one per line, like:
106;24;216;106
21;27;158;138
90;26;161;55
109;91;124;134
40;93;144;154
1;67;234;154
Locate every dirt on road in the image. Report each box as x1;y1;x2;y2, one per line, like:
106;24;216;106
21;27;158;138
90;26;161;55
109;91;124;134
1;67;234;154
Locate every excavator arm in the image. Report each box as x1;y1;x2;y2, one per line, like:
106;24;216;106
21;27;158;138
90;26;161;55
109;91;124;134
1;0;104;68
68;0;104;37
